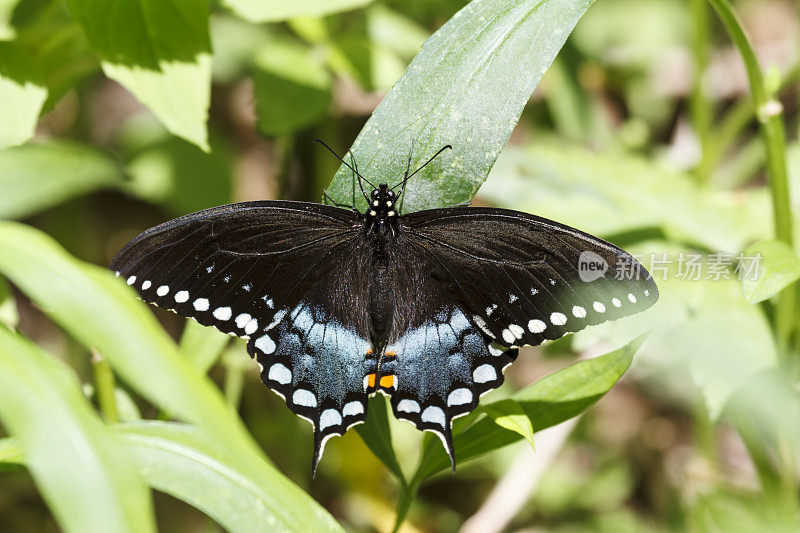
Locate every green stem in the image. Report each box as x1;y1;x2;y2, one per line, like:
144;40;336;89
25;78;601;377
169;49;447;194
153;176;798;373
707;0;795;356
92;350;119;424
690;0;713;183
391;481;420;533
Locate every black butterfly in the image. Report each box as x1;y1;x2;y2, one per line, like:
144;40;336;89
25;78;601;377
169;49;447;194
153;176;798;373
110;143;658;473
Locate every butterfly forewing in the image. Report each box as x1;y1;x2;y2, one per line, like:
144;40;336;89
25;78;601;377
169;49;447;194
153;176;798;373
110;201;375;471
401;207;658;348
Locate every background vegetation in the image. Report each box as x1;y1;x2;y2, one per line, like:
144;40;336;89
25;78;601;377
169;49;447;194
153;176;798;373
1;0;799;531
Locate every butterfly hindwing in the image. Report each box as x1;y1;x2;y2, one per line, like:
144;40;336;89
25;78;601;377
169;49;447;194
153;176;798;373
110;201;375;471
401;207;658;348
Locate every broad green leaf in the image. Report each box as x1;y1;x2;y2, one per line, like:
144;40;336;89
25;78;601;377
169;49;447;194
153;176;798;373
355;395;406;485
327;0;596;213
179;319;230;373
481;143;772;253
481;399;535;451
366;5;428;59
253;38;331;137
0;275;17;328
0;437;24;471
411;336;643;482
118;421;327;533
573;242;778;419
66;0;211;150
0;0;20;40
223;0;373;23
0;142;122;220
740;239;800;303
0;222;344;532
0;327;155;533
0;41;46;148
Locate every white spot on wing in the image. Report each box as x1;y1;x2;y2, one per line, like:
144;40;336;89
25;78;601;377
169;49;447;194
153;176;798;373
508;294;518;303
141;280;151;290
342;401;364;417
421;406;446;426
293;389;317;407
572;305;586;318
397;399;420;413
473;315;496;339
244;318;258;335
628;293;637;303
157;285;169;296
319;409;343;430
447;388;473;406
268;362;291;384
528;319;546;333
127;275;137;285
193;298;209;311
488;344;504;356
255;334;276;354
266;309;287;330
473;364;497;383
235;313;252;329
593;301;606;313
213;307;232;321
550;312;567;326
174;290;189;303
612;298;622;307
501;328;515;344
508;324;524;339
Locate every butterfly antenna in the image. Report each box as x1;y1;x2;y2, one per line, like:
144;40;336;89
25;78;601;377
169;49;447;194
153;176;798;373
314;140;376;198
389;139;416;196
350;152;371;204
390;144;453;194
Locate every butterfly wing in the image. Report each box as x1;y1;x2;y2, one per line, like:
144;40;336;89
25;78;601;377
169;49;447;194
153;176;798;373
109;201;375;471
377;206;657;468
401;206;658;347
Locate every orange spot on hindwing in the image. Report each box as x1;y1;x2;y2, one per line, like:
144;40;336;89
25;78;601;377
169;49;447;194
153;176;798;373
379;375;394;388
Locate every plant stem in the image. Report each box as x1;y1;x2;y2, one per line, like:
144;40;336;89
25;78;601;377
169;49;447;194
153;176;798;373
707;0;795;356
92;350;118;424
690;0;713;183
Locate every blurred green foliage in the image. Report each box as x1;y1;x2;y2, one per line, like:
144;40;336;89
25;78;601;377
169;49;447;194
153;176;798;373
1;0;800;532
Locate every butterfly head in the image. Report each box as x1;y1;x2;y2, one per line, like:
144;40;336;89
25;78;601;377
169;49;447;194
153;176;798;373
366;184;398;220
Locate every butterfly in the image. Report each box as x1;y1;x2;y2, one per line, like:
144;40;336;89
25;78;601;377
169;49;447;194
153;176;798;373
110;142;658;473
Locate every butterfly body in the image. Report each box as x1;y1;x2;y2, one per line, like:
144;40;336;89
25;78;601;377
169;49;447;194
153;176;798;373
111;180;658;473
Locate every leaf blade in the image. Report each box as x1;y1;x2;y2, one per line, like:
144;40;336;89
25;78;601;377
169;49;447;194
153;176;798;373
327;0;596;212
0;327;155;533
741;239;800;304
0;41;47;149
222;0;373;23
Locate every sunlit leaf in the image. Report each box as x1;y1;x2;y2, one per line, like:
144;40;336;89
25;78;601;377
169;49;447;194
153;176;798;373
0;41;46;148
481;399;535;451
66;0;211;150
0;327;155;533
0;222;344;532
0;142;122;220
223;0;373;23
0;0;20;40
411;336;644;481
179;319;231;373
253;38;331;137
740;239;800;304
327;0;596;213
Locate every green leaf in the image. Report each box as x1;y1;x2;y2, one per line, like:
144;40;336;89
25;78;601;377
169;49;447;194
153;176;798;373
0;0;20;40
0;327;155;533
355;395;406;486
222;0;373;23
65;0;211;150
481;399;535;451
0;437;24;471
0;222;344;532
0;41;47;148
179;319;230;373
0;142;122;220
253;38;331;137
118;421;328;533
573;242;778;419
411;336;643;482
481;142;772;253
740;239;800;303
326;0;596;213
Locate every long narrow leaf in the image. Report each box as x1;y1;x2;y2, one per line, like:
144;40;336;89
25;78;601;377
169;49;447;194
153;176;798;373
0;327;155;533
0;222;343;532
327;0;596;212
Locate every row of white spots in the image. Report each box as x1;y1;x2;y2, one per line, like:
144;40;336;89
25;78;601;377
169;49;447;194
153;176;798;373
293;389;317;407
268;362;291;384
319;409;342;431
501;324;524;344
473;364;497;383
256;334;276;355
398;399;420;413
